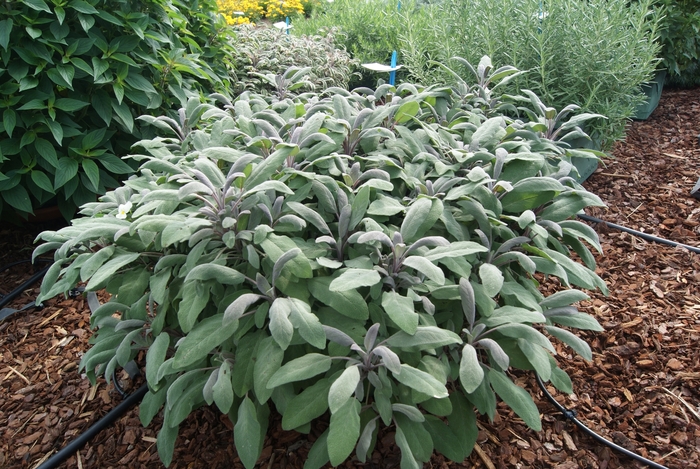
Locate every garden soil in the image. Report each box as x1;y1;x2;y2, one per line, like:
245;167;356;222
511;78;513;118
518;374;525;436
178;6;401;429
1;88;699;469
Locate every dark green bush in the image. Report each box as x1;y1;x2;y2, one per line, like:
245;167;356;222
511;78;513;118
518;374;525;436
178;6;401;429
0;0;234;221
656;0;700;87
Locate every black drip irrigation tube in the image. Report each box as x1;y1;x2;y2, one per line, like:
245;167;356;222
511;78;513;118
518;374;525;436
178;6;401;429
536;375;669;469
577;213;700;254
36;384;149;469
0;261;52;321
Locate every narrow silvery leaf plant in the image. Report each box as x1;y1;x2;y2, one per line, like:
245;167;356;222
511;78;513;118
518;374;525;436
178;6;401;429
35;58;607;468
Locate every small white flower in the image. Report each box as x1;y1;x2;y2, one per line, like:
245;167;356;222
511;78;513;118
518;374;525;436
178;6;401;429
116;201;132;219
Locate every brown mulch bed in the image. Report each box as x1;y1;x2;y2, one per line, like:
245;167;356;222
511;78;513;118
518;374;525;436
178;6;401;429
2;88;699;469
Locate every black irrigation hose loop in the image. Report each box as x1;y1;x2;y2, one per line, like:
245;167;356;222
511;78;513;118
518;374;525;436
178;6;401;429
37;384;149;469
111;369;129;399
577;213;700;254
0;265;51;310
0;258;52;275
535;374;669;469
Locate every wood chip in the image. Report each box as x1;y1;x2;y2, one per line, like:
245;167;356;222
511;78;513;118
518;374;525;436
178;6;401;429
37;309;63;328
473;442;496;469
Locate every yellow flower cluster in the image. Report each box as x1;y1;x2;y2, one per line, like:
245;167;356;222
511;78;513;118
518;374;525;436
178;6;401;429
217;0;318;24
264;0;305;21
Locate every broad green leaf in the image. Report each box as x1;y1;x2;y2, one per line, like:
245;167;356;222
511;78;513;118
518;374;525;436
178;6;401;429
394;100;420;124
140;385;167;427
287;201;331;235
234;397;263;469
459;344;483;394
549;364;574;394
269;297;294;350
391;403;425;422
224;294;265;327
0;19;11;51
327;398;361;466
156;420;178;467
328;365;360;413
400;197;443;243
288;299;326;349
424;415;467;463
356;418;377;463
272;247;301;287
448;392;477;458
471;116;506;149
82;159;100;192
479;306;546;327
349;184;370;230
329;268;381;291
381;291;418;334
184;264;245;285
70;0;99;14
303;428;330;469
495;323;555;352
478;263;503;297
86;252;140;290
266;353;332;389
545;325;593;360
24;0;51;13
145;333;169;388
394;413;433;462
394;424;420;469
518;339;552;380
402;256;445;285
548;312;603;331
371;346;401;374
500;178;564;213
2;185;32;213
367;194;405;216
54;98;89;112
213;360;234;413
18;99;46;111
488;369;541;431
254;337;284;404
423;242;488;261
393;364;448;399
3;109;16;137
112;101;134;132
172;314;239;370
34;139;58;168
244;144;298;189
385;326;461;350
281;377;332;430
539;290;590;309
54;157;79;190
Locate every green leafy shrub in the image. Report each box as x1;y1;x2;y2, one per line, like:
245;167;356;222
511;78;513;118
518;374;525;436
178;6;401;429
655;0;700;87
0;0;234;221
36;60;607;468
228;26;360;94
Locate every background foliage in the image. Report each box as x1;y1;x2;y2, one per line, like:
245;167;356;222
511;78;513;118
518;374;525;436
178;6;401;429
294;0;662;146
655;0;700;87
0;0;234;221
292;0;419;88
228;25;359;94
36;62;608;468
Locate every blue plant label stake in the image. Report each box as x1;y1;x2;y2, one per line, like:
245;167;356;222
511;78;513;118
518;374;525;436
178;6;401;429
285;16;290;35
389;51;397;86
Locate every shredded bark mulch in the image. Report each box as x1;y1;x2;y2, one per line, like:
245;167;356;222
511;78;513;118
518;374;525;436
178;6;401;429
1;88;699;469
